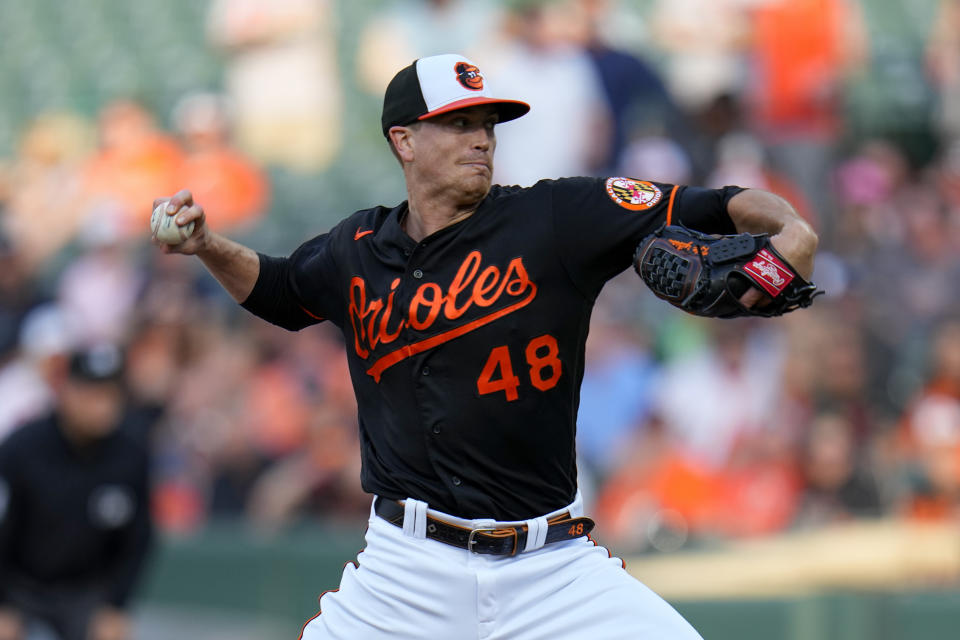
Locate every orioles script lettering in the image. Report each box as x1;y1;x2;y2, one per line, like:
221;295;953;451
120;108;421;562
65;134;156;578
348;251;538;382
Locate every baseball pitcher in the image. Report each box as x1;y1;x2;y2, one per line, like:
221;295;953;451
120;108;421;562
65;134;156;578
151;54;819;639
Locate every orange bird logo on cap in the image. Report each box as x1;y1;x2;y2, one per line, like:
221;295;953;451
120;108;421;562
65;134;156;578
454;62;483;90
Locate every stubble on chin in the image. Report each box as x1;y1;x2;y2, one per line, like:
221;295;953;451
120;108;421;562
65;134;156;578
457;175;491;205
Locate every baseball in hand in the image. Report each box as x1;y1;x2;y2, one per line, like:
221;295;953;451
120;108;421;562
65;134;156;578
151;202;195;245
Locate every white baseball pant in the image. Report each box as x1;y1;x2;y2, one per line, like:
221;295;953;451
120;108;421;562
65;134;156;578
299;494;703;640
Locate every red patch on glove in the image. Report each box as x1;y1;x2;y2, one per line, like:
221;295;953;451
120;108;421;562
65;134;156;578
743;248;795;297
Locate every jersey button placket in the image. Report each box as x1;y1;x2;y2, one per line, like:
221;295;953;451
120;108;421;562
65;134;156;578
412;268;423;279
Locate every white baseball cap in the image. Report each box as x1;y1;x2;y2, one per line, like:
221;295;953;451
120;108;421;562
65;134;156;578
381;54;530;136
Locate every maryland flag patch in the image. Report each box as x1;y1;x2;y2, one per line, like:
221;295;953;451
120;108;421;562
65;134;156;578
605;178;663;211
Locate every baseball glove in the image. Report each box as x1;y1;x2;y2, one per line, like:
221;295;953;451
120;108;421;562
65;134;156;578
633;224;822;318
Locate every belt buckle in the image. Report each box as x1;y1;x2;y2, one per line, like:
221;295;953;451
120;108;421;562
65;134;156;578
468;527;520;556
467;527;499;553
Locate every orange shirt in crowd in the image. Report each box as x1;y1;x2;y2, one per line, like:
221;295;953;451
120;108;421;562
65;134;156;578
750;0;855;137
176;148;268;232
81;100;186;238
82;133;184;233
595;451;800;544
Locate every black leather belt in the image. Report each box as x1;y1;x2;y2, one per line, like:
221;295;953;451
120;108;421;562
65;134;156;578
374;497;595;556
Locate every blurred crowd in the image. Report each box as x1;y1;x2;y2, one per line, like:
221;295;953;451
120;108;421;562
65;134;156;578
1;0;960;557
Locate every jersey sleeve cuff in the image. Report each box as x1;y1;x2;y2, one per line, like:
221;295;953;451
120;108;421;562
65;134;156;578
240;253;323;330
240;253;284;316
721;185;747;211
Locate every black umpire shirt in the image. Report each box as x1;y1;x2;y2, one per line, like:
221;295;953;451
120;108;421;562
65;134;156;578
243;177;741;521
0;413;152;608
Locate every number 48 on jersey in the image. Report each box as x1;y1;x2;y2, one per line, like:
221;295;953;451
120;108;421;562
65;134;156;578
476;334;561;401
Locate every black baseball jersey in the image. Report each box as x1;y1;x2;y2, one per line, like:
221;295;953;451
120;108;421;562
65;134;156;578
243;177;741;521
0;413;152;608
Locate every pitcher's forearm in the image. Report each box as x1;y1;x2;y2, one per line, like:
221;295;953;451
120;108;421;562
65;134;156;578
196;232;261;303
152;190;261;302
727;189;818;279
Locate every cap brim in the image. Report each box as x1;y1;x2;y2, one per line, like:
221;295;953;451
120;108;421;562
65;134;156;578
417;97;530;124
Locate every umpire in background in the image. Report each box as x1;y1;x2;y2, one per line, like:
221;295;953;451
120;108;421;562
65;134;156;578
0;344;153;640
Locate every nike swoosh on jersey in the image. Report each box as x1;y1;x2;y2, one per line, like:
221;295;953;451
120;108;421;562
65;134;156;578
354;227;374;240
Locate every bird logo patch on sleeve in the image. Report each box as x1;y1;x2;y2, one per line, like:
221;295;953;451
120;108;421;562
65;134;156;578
605;178;662;211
